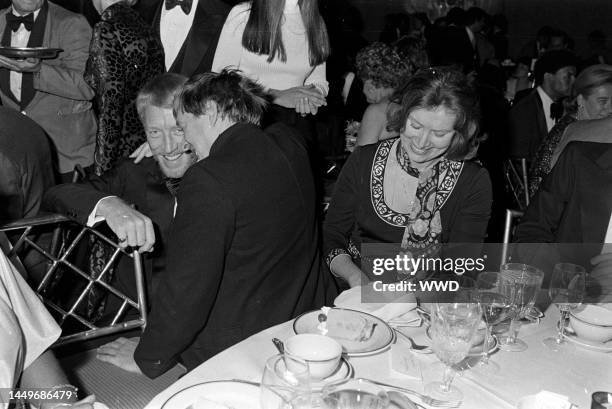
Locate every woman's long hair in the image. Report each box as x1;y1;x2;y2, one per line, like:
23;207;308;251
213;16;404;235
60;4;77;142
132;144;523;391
242;0;330;66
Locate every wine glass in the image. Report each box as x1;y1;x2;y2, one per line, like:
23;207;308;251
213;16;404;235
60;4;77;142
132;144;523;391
261;354;311;409
424;300;482;401
471;272;512;374
321;378;389;409
497;263;545;352
543;263;586;351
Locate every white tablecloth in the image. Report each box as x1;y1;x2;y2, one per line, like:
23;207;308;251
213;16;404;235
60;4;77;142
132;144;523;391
145;307;611;409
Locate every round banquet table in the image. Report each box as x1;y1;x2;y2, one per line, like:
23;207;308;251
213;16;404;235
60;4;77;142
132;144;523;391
144;306;611;409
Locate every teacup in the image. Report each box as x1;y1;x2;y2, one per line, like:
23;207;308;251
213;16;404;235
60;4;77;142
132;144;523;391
285;334;342;380
592;391;612;409
569;312;612;343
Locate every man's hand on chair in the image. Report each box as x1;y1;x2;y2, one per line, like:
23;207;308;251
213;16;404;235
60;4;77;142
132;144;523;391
96;337;143;374
97;197;155;253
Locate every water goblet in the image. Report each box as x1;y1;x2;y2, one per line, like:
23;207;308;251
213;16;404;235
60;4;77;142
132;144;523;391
424;300;482;401
497;263;544;352
543;263;586;351
470;271;512;374
261;354;311;409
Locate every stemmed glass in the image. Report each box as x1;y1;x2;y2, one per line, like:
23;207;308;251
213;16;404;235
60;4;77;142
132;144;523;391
471;271;512;374
543;263;586;351
497;263;544;352
424;298;482;401
261;354;311;409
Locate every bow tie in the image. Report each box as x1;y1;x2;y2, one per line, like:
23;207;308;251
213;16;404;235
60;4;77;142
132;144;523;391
6;13;34;32
550;101;564;121
164;0;192;14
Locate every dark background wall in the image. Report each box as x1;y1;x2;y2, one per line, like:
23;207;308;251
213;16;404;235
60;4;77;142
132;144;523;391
1;0;609;61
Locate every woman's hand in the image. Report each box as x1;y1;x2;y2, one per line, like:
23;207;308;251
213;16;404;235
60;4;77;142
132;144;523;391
129;142;152;164
269;86;326;115
330;254;369;288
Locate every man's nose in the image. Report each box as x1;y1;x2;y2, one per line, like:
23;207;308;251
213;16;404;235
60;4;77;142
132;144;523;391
162;134;178;153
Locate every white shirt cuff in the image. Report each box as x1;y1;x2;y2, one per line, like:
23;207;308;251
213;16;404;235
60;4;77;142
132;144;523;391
86;196;116;227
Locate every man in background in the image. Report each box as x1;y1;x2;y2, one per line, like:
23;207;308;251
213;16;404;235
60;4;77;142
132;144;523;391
0;0;96;181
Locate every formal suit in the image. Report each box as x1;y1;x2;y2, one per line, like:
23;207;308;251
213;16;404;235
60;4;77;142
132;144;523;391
43;158;175;308
0;2;96;174
516;142;612;270
0;106;55;223
140;0;229;76
134;122;327;378
508;89;548;162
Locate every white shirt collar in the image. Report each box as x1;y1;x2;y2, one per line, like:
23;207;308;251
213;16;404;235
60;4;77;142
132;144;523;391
536;86;556;131
11;7;41;19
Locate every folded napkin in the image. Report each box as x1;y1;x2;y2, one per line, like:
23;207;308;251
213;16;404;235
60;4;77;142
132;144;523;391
516;391;575;409
334;284;419;324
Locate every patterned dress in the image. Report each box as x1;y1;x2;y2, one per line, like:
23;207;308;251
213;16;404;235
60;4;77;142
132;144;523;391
528;114;577;198
85;2;164;175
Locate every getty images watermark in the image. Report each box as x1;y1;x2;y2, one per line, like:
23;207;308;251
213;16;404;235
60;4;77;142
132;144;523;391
369;253;486;292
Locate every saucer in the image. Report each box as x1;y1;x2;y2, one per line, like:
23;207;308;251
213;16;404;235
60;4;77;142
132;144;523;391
562;332;612;353
311;357;354;390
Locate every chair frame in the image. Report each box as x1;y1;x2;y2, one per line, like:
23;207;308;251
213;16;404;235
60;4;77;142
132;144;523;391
0;214;147;347
504;158;530;211
501;208;525;267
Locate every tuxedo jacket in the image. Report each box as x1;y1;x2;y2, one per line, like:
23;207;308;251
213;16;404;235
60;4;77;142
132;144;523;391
516;142;612;268
0;2;96;174
135;122;326;378
43;158;175;303
141;0;230;76
508;89;548;162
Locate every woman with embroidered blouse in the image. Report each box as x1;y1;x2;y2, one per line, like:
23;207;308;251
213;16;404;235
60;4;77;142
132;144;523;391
323;68;492;288
212;0;329;139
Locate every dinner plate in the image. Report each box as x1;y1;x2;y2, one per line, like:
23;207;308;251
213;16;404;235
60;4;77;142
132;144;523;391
161;380;260;409
312;357;354;391
0;46;62;59
293;308;394;356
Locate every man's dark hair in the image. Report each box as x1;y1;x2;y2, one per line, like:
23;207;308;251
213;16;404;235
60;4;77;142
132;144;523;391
446;7;466;26
465;7;486;26
175;68;268;125
534;50;577;85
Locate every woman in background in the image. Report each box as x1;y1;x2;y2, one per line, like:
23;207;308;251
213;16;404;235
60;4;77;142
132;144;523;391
212;0;329;142
354;42;412;147
529;64;612;196
86;0;164;175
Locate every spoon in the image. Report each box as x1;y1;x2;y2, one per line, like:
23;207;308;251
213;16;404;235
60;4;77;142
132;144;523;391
272;338;285;354
393;329;432;354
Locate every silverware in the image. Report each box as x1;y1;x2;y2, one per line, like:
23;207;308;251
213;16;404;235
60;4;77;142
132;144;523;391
272;338;285;354
393;328;432;354
367;379;462;408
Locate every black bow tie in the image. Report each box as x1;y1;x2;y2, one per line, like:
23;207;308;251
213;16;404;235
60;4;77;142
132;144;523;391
6;12;34;32
164;0;192;14
550;101;564;121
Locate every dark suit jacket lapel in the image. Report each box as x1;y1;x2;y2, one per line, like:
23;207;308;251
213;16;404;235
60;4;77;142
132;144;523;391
533;91;548;140
169;0;226;75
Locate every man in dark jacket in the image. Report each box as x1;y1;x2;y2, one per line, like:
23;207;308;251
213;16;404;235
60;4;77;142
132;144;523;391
129;69;325;378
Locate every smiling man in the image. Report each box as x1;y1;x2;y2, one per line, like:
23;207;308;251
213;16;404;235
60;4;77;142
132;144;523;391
43;73;195;317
